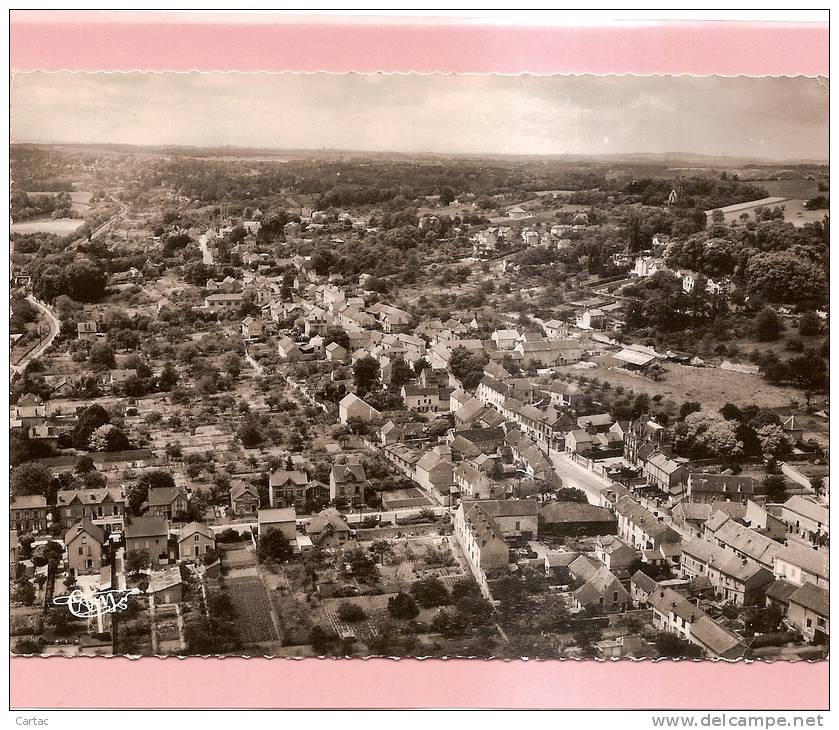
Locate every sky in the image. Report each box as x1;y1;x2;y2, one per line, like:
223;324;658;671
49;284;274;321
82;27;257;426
10;72;829;161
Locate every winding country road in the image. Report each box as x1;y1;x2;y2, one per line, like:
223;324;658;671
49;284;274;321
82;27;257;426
11;296;61;375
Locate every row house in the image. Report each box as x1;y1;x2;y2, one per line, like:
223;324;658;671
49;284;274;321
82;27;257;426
505;429;553;481
702;511;783;571
684;473;755;505
780;495;829;547
56;487;125;532
415;446;454;499
10;495;48;534
454;501;510;594
383;443;423;479
614;496;680;550
646;586;746;659
514;339;583;367
368;303;412;334
573;566;630;614
454;461;503;502
773;542;829;590
204;292;244;311
547;380;585;408
681;537;774;606
401;384;451;414
643;452;688;491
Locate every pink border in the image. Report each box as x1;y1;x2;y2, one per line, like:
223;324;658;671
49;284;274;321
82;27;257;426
9;12;829;711
10;12;828;75
10;656;831;710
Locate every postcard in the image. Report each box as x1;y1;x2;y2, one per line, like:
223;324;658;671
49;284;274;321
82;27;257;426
7;10;830;713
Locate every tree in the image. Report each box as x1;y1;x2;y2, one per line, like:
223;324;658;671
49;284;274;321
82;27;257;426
308;624;338;655
88;341;117;370
337;602;367;623
324;326;350;352
756;424;792;459
88;424;130;452
369;539;394;565
387;592;420;620
125;549;151;575
448;346;489;391
746;252;825;305
127;469;175;514
754;307;783;342
675;410;743;460
74;455;96;475
411;577;450;608
553;487;588;503
71;404;111;448
799;311;822;337
13;582;36;606
719;403;743;422
352;355;381;395
158;361;179;390
11;462;52;497
389;355;415;389
654;632;704;659
679;401;702;420
258;528;292;563
440;186;456;206
222;351;242;378
763;474;787;503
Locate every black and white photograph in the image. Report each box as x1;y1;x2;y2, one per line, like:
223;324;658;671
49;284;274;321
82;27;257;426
9;70;829;662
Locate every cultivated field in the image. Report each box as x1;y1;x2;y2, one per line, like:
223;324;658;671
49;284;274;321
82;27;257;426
11;218;84;234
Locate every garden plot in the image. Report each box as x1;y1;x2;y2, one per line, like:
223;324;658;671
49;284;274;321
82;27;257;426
320;593;399;642
224;576;278;645
153;603;183;654
377;537;466;589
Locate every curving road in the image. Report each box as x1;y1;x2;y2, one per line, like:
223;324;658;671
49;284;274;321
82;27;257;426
11;296;61;375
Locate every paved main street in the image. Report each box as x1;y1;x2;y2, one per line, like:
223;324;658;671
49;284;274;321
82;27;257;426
548;451;612;505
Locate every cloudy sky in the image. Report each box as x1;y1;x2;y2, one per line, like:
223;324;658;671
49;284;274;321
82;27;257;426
11;72;828;160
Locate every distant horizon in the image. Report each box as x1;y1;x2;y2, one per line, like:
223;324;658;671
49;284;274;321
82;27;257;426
11;72;829;160
10;140;828;167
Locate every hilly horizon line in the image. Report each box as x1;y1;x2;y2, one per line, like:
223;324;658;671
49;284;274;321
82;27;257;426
11;141;828;166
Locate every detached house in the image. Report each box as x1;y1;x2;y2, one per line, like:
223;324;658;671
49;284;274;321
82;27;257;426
147;486;189;521
177;522;216;560
573;566;630;614
124;516;169;565
329;459;368;507
65;519;106;576
306;508;351;547
229;482;260;517
338;393;381;425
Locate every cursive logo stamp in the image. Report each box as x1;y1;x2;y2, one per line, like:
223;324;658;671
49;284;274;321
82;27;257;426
52;588;141;618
